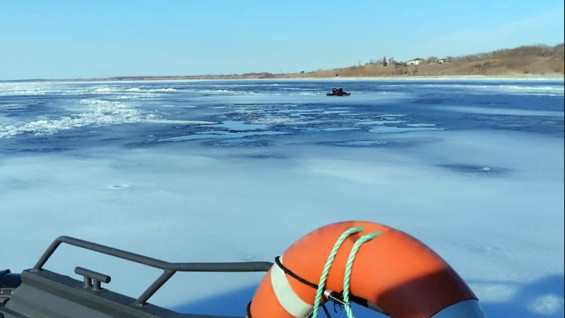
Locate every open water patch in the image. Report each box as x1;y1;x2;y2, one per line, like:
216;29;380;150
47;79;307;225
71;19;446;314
201;139;274;147
157;130;287;143
333;140;393;147
211;120;268;131
369;126;444;134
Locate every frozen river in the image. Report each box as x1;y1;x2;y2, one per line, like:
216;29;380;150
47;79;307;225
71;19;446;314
1;78;563;317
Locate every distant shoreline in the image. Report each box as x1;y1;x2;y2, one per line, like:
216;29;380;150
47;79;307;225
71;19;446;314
2;44;563;83
3;74;563;83
3;70;562;83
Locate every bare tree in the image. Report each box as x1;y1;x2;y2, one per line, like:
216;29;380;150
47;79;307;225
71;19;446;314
426;56;439;64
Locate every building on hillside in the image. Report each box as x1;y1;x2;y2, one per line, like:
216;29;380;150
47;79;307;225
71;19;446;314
406;58;424;65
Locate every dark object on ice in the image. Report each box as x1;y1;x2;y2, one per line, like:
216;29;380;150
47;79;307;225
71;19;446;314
327;87;350;96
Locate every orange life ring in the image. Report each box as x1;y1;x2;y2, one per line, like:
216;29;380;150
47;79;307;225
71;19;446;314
247;220;487;318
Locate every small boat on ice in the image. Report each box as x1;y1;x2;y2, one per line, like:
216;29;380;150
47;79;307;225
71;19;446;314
1;221;487;318
327;88;350;96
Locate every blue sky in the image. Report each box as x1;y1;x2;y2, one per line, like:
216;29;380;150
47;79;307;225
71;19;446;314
1;0;563;80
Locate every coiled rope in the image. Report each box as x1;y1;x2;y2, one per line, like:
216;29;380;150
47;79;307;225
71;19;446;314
311;227;381;318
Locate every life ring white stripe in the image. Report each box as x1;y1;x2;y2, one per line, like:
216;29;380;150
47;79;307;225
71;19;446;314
270;257;313;317
430;300;487;318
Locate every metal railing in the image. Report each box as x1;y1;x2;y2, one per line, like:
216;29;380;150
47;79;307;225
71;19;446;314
33;236;273;306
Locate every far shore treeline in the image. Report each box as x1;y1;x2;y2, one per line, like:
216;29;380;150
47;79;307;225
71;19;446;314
6;44;564;82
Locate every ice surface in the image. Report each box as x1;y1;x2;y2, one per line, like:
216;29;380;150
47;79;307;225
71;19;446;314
0;79;563;317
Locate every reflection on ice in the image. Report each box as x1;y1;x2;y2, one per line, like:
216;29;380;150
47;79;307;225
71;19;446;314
439;164;510;176
439;105;564;117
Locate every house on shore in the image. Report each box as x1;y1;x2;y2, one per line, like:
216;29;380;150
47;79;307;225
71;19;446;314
406;58;424;65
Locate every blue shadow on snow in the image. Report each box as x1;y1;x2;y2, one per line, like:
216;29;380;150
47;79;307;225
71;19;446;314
171;274;564;318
